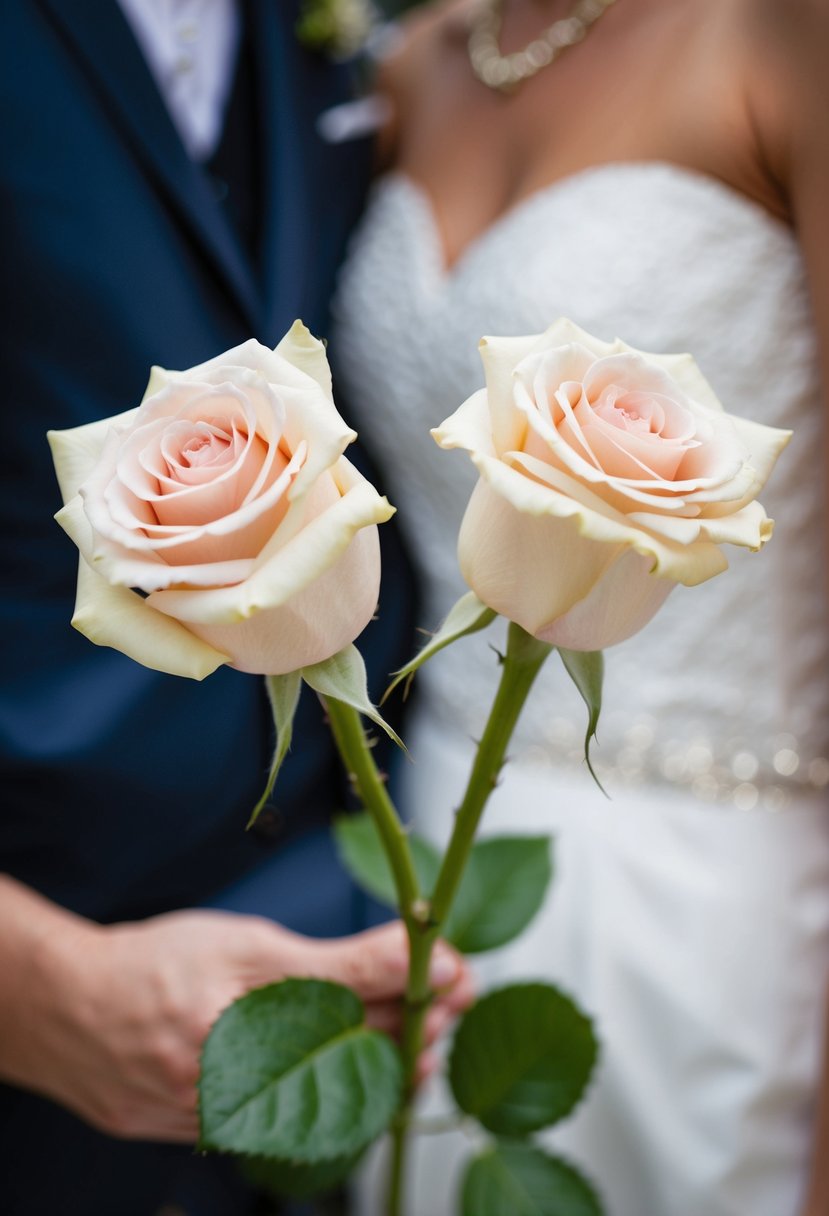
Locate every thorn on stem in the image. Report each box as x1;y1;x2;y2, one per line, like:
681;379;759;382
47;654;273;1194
488;643;506;666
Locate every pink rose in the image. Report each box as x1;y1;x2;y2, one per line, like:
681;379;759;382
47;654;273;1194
49;323;393;677
433;319;791;650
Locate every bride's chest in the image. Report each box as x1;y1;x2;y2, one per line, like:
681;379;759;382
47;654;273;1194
332;165;812;441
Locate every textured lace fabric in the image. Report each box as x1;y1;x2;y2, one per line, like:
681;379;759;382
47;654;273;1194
332;163;829;810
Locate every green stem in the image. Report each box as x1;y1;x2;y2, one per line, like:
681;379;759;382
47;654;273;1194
324;697;421;925
388;1110;410;1216
430;623;552;926
324;697;427;1216
323;626;550;1216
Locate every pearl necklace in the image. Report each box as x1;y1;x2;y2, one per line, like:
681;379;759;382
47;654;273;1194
468;0;619;94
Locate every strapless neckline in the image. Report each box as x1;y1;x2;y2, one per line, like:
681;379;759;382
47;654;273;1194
385;161;794;280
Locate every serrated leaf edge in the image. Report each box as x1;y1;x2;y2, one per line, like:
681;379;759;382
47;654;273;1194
198;980;403;1162
463;1140;606;1216
449;982;600;1134
383;591;497;702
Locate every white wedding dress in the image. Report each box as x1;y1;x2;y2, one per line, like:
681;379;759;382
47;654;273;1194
331;162;829;1216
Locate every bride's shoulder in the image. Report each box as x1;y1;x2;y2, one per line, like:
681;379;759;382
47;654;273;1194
734;0;829;178
735;0;829;74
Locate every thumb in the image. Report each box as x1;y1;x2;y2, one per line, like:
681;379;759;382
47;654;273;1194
302;923;462;1004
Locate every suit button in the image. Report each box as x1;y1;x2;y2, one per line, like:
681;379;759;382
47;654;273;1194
250;804;285;841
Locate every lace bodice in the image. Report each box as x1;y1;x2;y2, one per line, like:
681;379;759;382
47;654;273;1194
332;163;829;809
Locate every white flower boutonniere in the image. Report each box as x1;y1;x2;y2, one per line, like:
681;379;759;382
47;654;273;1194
296;0;377;60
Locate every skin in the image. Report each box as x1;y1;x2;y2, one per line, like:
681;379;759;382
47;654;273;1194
0;875;473;1144
377;1;829;1211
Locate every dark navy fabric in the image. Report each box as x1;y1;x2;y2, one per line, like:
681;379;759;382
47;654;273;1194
0;2;415;1211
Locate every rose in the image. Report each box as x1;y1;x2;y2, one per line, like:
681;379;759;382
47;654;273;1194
49;322;393;678
433;319;791;651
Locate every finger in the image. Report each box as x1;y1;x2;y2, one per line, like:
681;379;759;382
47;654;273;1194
364;999;404;1038
434;964;476;1015
302;923;410;1003
423;1003;454;1046
142;1112;200;1144
414;1049;439;1087
428;941;464;992
104;1106;200;1144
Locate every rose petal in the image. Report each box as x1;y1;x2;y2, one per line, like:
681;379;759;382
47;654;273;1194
522;398;751;508
56;494;256;591
275;320;334;399
578;419;687;481
697;499;774;549
457;476;623;632
521;411;702;514
641;350;727;414
147;458;395;625
534;549;676;651
540;317;620;360
431;388;496;458
48;408;140;502
182;525;381;674
474;452;728;585
83;443;305;568
625;512;703;544
582;353;699;411
169;337;315;396
70;559;230;679
478;333;542;454
696;415;792;516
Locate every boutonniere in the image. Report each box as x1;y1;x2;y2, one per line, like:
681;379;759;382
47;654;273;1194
296;0;377;60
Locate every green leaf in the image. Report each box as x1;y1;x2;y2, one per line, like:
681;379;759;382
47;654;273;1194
241;1150;361;1200
443;836;554;954
449;983;598;1135
248;671;302;828
302;644;404;750
333;811;440;908
199;979;403;1162
384;591;496;702
462;1142;604;1216
556;649;605;794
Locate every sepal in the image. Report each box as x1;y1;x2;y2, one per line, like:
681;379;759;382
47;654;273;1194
248;671;302;827
303;643;404;749
557;648;605;793
384;591;496;701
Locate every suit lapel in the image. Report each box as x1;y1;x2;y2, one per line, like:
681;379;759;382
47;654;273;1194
251;1;311;340
36;0;262;332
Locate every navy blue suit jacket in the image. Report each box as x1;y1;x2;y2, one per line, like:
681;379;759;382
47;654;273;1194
0;3;414;1211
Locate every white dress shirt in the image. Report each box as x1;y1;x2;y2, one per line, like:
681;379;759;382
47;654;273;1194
117;0;240;160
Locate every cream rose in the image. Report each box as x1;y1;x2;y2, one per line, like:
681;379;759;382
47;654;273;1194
433;319;791;651
49;322;394;678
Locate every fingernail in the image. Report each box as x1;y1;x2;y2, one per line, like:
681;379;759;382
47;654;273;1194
429;946;458;988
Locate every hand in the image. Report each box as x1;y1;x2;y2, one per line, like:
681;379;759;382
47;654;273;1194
9;906;472;1144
